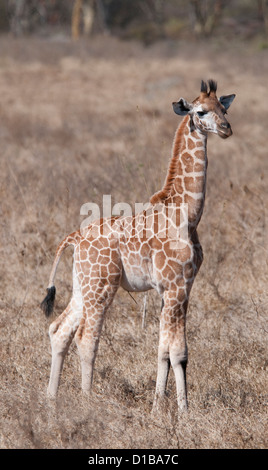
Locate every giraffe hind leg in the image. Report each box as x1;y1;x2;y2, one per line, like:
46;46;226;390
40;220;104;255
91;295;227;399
47;264;83;398
74;280;120;395
47;303;74;397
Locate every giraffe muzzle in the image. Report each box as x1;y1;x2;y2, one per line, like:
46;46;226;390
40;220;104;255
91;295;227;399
218;122;232;139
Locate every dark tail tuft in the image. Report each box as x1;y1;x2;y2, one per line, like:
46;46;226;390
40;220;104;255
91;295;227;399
40;286;56;317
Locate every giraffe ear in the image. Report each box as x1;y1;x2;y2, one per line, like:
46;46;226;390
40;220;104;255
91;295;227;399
172;98;192;116
219;94;236;110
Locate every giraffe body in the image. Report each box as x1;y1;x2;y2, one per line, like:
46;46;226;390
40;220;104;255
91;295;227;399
42;80;235;412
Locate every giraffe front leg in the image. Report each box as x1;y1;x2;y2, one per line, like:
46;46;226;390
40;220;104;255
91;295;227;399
153;299;170;410
153;345;171;412
170;343;188;411
169;304;188;412
153;290;188;413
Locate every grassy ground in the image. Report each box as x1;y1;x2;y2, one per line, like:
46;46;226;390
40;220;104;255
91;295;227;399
0;34;267;449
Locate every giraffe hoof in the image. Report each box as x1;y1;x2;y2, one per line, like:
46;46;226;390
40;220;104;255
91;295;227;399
81;388;91;398
47;388;57;400
152;395;169;415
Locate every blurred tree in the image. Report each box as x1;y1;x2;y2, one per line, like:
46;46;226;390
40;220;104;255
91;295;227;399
3;0;267;42
71;0;109;39
8;0;27;35
138;0;165;26
71;0;82;39
258;0;268;35
82;1;95;35
103;0;141;29
0;0;9;31
190;0;225;36
95;0;108;32
7;0;72;35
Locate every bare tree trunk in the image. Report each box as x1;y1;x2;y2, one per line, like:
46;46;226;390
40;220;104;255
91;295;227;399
72;0;83;40
95;0;108;33
8;0;26;36
82;1;95;36
258;0;268;35
190;0;224;36
139;0;164;26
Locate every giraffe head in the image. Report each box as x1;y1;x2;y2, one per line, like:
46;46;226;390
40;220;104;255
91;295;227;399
173;80;235;139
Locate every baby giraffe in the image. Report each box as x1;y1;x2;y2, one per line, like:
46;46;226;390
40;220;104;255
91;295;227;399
41;80;235;412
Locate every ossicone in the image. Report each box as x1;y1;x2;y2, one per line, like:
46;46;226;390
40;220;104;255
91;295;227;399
200;80;208;94
200;79;217;95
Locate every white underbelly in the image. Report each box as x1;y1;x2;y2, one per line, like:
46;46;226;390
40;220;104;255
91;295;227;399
120;266;153;293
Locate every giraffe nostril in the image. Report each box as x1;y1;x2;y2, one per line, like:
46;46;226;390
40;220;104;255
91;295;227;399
221;122;230;129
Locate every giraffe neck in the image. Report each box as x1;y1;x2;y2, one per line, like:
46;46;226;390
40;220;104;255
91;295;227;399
150;115;208;229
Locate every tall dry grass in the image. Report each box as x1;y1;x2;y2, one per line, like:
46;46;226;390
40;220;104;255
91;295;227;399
0;35;267;449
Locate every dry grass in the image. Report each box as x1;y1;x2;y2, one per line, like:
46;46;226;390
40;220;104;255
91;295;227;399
0;34;267;449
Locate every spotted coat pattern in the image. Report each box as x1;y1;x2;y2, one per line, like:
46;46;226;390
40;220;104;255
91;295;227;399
43;80;235;411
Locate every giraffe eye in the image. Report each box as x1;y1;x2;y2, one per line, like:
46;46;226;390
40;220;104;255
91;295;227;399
197;111;208;117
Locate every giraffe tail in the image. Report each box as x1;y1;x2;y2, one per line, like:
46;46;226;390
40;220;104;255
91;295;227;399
40;232;77;317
